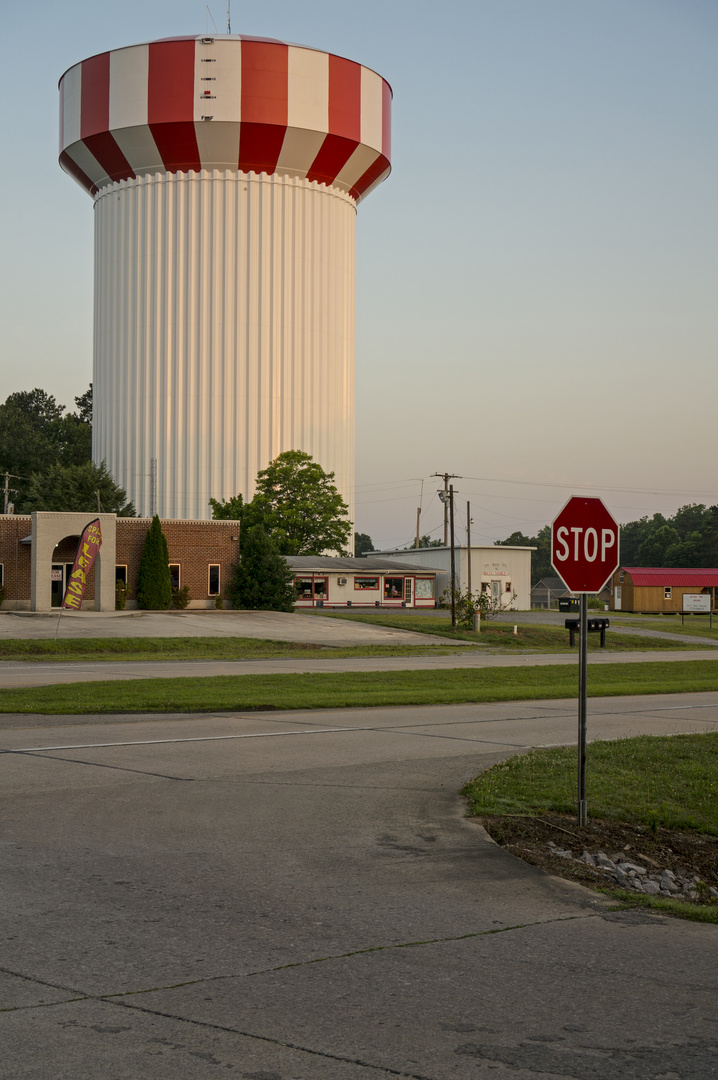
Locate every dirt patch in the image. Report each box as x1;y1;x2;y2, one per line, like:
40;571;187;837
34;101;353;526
477;813;718;899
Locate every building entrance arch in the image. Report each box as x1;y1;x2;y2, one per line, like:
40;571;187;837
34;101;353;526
30;513;117;612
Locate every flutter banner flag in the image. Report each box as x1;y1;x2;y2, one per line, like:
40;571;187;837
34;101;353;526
62;518;102;610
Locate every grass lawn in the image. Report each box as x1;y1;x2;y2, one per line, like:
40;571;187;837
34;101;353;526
302;612;711;651
0;658;716;714
462;732;718;922
0;626;707;663
611;614;718;642
463;733;718;832
0;636;467;662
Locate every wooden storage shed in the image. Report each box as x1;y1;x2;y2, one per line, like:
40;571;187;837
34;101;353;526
609;567;718;613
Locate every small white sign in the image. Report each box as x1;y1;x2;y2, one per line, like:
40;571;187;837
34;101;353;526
682;593;711;613
51;569;63;582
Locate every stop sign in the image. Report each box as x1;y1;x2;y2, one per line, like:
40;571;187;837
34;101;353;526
551;497;620;593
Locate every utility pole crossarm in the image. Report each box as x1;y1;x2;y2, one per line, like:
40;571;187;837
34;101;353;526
431;472;461;547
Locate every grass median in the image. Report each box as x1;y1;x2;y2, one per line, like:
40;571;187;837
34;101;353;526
0;636;466;662
610;614;718;642
305;611;713;650
462;732;718;922
1;658;716;714
0;624;710;663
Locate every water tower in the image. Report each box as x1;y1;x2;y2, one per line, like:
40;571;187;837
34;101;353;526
58;35;391;522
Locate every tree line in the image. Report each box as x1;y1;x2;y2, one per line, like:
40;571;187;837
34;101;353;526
497;503;718;586
0;386;135;515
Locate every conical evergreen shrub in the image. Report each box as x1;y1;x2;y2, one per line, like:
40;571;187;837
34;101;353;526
227;525;295;611
136;515;172;610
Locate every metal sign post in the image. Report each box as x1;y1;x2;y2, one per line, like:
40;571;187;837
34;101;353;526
551;497;620;827
577;592;588;825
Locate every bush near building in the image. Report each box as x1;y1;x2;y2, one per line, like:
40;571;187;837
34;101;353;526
227;525;295;611
136;515;172;610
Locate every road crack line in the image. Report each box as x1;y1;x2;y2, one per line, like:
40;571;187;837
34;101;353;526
98;912;596;1000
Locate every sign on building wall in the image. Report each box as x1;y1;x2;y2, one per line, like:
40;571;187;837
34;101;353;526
62;519;102;610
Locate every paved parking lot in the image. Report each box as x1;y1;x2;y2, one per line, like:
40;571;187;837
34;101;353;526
0;609;454;646
2;693;717;1078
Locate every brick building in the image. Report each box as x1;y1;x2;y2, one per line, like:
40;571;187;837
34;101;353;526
0;513;240;611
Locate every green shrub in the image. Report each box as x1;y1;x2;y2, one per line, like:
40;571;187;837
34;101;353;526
136;515;172;610
214;595;224;609
440;585;518;628
227;525;295;611
172;585;191;609
115;582;128;610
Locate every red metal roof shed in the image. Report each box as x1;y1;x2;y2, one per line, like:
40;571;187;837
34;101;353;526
623;567;718;587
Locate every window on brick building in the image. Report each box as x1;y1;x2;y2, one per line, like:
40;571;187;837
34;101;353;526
115;565;127;585
169;564;181;589
0;564;4;587
208;564;220;595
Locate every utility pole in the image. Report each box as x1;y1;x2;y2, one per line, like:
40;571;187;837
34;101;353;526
415;507;421;548
3;472;22;515
466;501;472;597
449;485;456;628
432;472;461;546
149;458;157;517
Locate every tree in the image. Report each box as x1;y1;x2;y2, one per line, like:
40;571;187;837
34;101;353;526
703;506;718;567
417;534;443;548
209;493;245;520
136;515;172;610
619;514;666;566
496;525;552;586
73;384;93;426
400;534;442;550
440;584;518;626
354;531;375;557
0;385;93;504
0;389;64;488
635;524;681;567
664;531;705;568
212;451;352;556
18;461;135;516
56;384;93;466
226;524;296;611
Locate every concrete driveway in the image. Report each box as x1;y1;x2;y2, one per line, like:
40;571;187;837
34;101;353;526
2;693;717;1078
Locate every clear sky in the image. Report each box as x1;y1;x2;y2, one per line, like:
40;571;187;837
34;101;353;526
2;0;716;548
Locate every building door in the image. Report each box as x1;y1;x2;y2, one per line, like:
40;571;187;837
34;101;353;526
51;565;64;607
615;585;622;611
404;577;413;607
51;564;78;608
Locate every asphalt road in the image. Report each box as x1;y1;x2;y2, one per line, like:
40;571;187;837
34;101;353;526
2;693;717;1078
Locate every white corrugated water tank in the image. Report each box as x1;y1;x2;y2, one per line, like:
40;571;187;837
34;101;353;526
59;35;391;521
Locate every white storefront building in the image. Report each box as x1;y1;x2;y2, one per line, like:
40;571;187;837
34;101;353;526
287;556;440;609
373;545;535;611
